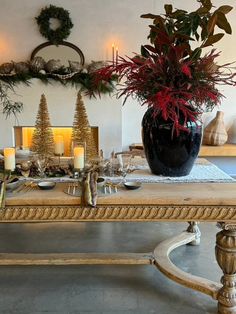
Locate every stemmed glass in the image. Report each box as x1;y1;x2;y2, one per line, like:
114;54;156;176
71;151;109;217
35;155;49;178
116;153;132;183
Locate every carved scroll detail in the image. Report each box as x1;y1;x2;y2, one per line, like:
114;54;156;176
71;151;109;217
1;205;236;222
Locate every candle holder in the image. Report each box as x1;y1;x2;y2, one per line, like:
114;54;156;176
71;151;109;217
73;169;85;180
54;153;63;166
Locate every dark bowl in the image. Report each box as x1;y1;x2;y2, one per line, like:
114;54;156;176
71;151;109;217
97;177;105;187
6;178;22;191
124;181;142;190
37;181;56;190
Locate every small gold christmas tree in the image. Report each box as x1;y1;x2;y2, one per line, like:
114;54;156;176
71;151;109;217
72;92;98;161
32;94;54;156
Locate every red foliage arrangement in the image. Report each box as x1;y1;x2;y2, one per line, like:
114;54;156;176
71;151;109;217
91;0;236;134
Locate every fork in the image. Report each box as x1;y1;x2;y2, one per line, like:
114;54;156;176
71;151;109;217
24;182;37;192
67;182;79;195
14;181;33;194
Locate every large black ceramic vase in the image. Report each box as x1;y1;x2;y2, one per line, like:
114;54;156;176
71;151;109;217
142;108;202;177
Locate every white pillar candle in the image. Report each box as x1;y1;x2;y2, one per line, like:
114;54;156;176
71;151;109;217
55;135;64;155
4;148;15;171
74;146;85;169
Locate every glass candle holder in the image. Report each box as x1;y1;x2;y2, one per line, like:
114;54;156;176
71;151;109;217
116;153;132;182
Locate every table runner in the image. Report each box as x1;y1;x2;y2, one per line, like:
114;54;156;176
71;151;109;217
7;159;234;184
104;158;235;183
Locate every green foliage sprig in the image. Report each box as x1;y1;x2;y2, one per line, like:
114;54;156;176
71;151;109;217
141;0;233;60
0;82;23;121
92;0;236;134
36;5;73;44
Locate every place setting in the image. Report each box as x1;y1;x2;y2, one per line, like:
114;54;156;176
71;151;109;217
0;142;144;212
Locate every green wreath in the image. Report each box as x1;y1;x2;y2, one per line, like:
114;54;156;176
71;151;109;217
36;5;73;44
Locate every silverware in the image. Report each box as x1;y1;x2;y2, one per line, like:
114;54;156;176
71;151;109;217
67;183;72;194
103;182;119;194
13;182;27;194
67;182;79;195
14;181;33;194
24;182;37;192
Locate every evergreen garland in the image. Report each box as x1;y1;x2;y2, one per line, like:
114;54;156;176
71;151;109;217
36;5;73;44
0;71;117;96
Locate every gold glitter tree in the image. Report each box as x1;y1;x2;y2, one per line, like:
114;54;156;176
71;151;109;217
31;94;54;156
72;92;98;161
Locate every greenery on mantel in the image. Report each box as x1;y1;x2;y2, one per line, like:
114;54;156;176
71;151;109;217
0;68;117;94
0;61;117;118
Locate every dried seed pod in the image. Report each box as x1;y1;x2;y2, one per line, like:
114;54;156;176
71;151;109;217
0;62;14;74
45;59;62;73
39;69;46;75
14;62;30;74
68;60;83;72
30;56;46;72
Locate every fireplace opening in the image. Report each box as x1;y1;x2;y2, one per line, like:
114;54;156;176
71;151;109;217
14;126;99;157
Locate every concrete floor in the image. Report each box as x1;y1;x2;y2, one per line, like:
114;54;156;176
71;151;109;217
0;221;221;314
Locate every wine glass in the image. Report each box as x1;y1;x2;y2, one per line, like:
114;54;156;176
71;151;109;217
116;153;132;182
35;155;49;178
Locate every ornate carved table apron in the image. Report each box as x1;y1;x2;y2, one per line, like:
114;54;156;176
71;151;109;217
3;182;236;314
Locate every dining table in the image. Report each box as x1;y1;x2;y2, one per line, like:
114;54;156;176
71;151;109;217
2;175;236;314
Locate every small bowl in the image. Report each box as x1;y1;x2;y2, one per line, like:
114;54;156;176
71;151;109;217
124;181;142;190
38;181;56;190
97;177;105;187
6;178;21;191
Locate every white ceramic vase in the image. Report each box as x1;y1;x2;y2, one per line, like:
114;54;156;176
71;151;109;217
203;111;228;146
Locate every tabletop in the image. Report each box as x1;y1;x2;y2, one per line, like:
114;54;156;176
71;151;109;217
2;181;236;223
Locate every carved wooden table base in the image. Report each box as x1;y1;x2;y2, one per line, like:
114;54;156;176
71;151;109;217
215;223;236;313
154;229;221;300
2;204;236;313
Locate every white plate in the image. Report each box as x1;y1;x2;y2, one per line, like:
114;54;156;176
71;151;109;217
124;181;142;190
38;181;56;190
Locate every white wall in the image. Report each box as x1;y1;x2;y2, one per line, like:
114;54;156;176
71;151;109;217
0;0;157;157
1;0;236;162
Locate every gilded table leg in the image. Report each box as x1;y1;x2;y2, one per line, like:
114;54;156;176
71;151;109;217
216;223;236;314
187;221;201;245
